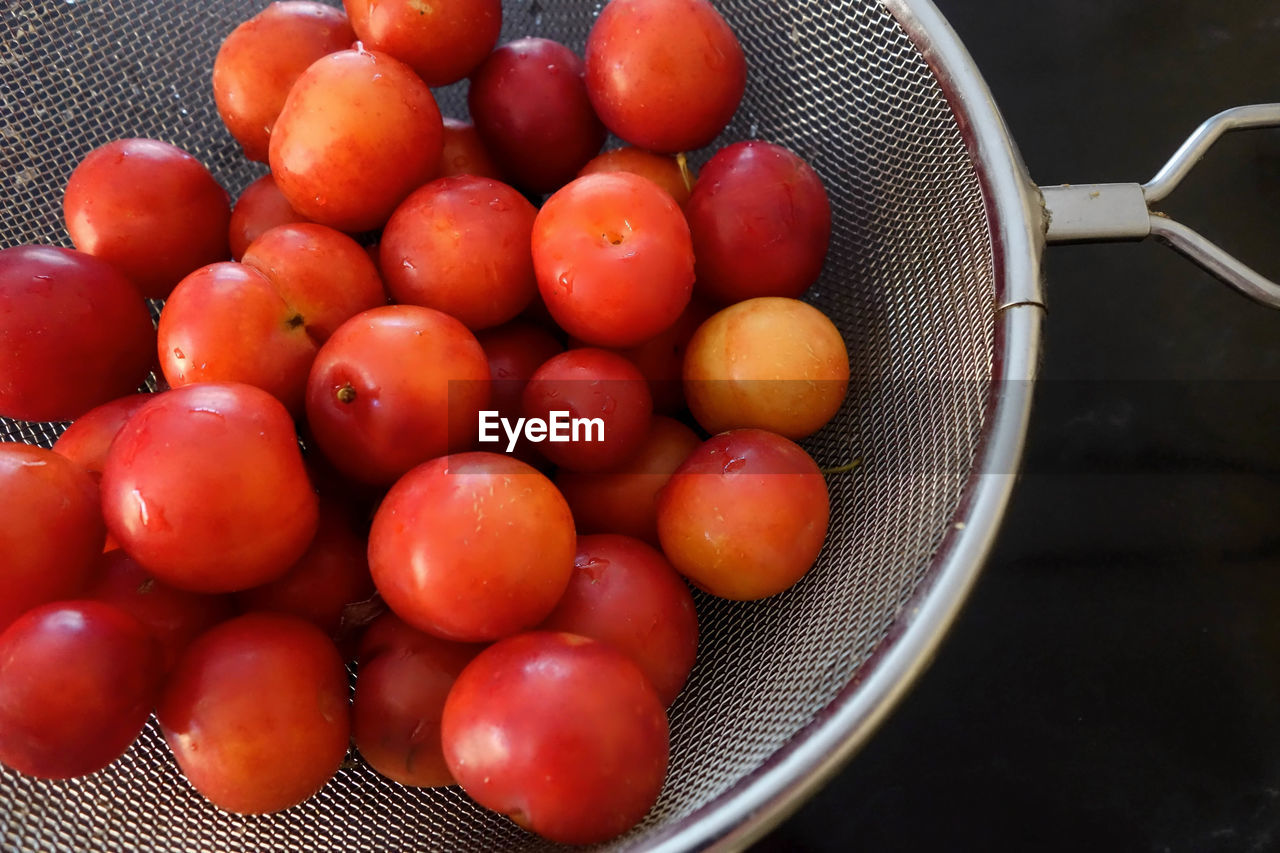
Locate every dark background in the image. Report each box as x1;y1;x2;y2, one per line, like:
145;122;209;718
762;2;1280;851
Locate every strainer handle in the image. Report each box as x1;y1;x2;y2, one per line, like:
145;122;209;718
1039;104;1280;309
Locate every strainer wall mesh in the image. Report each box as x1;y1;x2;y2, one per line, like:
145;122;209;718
0;0;997;849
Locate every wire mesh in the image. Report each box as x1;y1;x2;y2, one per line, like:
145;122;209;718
0;0;997;849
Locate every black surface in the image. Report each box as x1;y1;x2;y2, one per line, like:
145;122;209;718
762;2;1280;851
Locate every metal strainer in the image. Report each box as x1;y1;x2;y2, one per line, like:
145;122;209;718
1;1;1276;850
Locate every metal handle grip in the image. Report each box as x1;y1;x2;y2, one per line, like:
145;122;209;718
1039;104;1280;309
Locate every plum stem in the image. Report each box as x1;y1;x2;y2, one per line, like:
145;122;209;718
336;383;357;404
677;152;694;193
821;459;862;475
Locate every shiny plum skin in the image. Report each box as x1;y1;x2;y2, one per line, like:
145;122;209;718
572;295;714;413
657;429;830;600
532;173;694;348
539;534;698;706
100;382;319;594
469;38;606;194
64;139;231;298
212;2;356;163
353;613;484;787
270;48;443;232
555;415;700;544
86;551;234;674
305;305;492;486
685;141;832;304
53;393;155;553
442;632;669;844
344;0;501;87
53;393;153;481
522;348;653;473
158;263;316;414
235;499;374;637
380;176;537;330
0;601;161;779
684;297;849;439
157;613;350;814
240;223;388;343
229;174;308;260
52;394;153;471
0;246;154;422
585;0;746;153
354;644;477;787
0;445;105;633
438;118;502;179
578;146;694;208
367;453;576;642
161;226;385;414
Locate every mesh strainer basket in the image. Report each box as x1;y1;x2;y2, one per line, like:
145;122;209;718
1;0;1276;850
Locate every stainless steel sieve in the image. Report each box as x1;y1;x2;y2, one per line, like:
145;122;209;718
1;0;1276;850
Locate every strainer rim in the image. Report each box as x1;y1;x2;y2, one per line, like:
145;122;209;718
632;1;1046;849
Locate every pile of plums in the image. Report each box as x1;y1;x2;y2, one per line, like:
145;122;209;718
0;0;849;844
